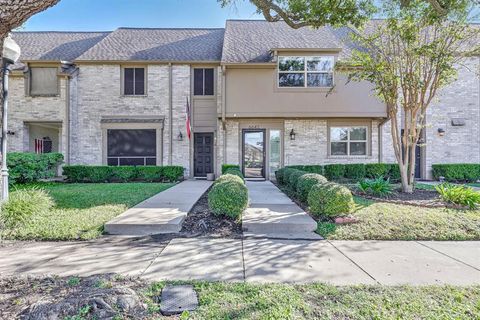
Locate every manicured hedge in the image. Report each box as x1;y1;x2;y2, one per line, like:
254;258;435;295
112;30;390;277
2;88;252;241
221;164;241;174
285;163;400;182
275;167;288;184
308;182;355;216
432;164;480;182
7;152;64;184
62;165;184;183
208;171;248;219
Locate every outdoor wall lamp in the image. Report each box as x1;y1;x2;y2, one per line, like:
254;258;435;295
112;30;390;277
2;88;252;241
6;131;15;136
289;129;296;140
177;131;183;141
2;34;21;202
437;128;445;136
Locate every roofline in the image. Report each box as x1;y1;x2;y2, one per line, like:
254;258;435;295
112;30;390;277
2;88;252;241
116;27;224;30
12;31;111;34
74;59;222;64
270;47;342;52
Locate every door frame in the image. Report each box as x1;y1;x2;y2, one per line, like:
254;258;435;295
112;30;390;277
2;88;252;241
193;132;214;178
242;128;266;179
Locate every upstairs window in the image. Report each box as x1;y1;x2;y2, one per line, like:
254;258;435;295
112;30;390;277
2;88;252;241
29;67;58;96
330;126;368;156
123;67;145;96
278;56;334;88
194;68;214;96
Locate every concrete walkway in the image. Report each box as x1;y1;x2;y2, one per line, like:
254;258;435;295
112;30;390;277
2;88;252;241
242;181;320;239
1;238;479;285
105;180;212;235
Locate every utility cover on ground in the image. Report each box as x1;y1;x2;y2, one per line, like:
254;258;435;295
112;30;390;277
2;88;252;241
160;284;198;315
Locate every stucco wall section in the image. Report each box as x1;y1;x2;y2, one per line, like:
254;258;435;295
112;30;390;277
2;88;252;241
7;74;67;154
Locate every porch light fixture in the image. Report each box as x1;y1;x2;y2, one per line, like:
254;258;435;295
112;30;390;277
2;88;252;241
177;131;184;141
437;128;445;136
289;129;296;140
1;34;21;202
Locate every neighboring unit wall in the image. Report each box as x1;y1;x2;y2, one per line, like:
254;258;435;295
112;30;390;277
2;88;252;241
8;73;67;155
424;57;480;179
72;64;191;174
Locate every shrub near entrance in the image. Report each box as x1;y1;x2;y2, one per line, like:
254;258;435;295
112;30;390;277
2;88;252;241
308;182;355;217
296;173;328;203
208;178;248;219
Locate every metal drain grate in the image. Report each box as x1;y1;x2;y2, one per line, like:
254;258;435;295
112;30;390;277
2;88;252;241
159;284;198;315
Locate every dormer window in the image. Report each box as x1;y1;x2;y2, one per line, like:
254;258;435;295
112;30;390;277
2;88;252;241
278;56;334;88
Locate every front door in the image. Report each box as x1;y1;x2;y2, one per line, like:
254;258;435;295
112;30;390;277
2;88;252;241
242;129;266;179
194;133;214;177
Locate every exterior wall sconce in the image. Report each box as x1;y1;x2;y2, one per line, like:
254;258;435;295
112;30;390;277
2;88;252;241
437;128;445;136
177;131;183;141
289;129;296;140
6;130;14;136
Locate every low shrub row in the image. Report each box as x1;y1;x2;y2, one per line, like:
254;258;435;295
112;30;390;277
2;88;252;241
62;165;184;183
286;163;400;182
208;167;248;219
276;167;354;216
7;152;64;184
432;164;480;182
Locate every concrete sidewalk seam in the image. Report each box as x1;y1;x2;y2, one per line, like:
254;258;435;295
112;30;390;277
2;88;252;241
416;241;480;272
241;238;246;282
139;240;172;276
328;240;379;284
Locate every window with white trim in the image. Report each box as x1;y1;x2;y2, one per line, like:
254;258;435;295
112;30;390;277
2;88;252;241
278;56;334;88
330;126;367;156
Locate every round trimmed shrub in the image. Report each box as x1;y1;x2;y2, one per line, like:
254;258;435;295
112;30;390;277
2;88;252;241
296;173;328;203
215;173;244;185
307;182;355;217
275;167;288;185
1;188;54;228
287;169;306;192
208;180;248;219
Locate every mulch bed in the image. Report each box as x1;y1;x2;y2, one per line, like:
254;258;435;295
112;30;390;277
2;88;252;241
179;189;242;238
353;189;462;209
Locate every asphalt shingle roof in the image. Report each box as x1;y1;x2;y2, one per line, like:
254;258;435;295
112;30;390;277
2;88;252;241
77;28;225;61
11;31;110;62
221;20;361;63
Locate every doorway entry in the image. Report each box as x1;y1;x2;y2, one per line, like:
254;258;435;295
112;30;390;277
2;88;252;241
194;132;214;177
242;129;266;179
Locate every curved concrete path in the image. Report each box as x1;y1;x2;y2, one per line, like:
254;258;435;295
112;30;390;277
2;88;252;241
105;180;212;236
242;181;321;240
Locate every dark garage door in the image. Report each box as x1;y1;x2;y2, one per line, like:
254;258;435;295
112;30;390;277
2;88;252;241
107;129;156;166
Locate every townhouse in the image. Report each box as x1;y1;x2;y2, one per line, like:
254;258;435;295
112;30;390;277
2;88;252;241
8;20;480;180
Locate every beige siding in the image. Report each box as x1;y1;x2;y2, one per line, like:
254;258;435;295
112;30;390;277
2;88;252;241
193;98;217;131
224;67;386;118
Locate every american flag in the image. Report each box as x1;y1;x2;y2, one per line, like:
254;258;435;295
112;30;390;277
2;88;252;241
34;139;43;154
185;97;191;139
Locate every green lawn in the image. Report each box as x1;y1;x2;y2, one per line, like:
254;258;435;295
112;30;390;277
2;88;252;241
317;196;480;240
1;182;174;241
145;282;480;319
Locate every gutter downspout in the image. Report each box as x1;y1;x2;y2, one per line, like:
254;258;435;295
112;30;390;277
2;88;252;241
65;75;70;165
221;65;227;165
168;63;173;165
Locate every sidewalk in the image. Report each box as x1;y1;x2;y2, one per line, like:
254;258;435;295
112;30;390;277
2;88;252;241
1;238;479;285
242;181;320;239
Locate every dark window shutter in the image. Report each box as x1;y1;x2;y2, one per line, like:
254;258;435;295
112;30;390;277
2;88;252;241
204;68;214;95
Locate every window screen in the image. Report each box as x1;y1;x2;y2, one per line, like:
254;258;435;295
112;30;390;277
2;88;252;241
123;68;145;95
107;129;156;166
30;67;58;96
193;68;214;96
